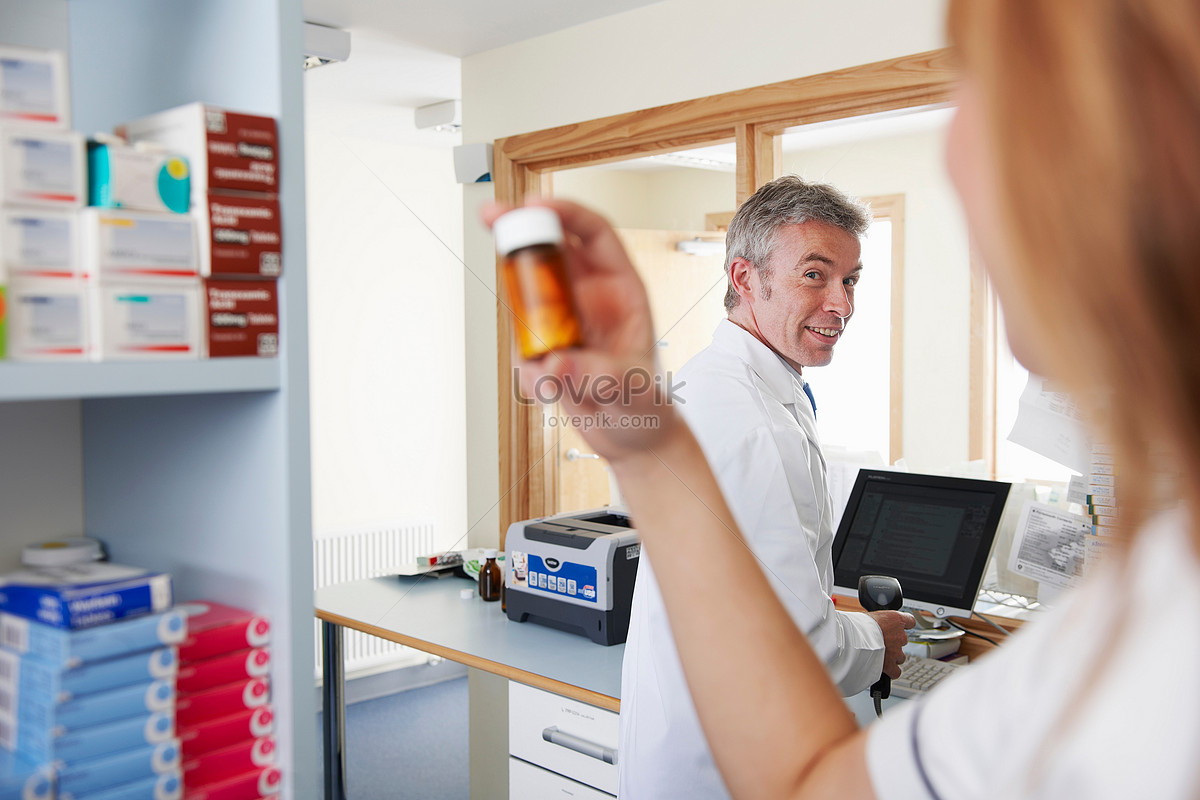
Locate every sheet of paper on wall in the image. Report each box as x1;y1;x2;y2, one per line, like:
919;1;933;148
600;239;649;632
1066;474;1087;507
1006;374;1092;473
824;447;886;531
1008;501;1092;588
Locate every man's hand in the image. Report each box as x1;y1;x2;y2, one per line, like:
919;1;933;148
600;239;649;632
867;610;916;679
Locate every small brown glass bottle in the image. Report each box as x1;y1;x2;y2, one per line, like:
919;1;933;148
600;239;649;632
478;549;502;602
493;207;583;360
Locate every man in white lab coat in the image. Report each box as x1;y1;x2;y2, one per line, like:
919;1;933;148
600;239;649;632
618;176;913;799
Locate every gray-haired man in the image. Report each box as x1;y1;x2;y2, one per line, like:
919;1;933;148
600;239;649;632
618;176;913;799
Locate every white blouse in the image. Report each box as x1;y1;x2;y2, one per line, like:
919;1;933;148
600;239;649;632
867;507;1200;799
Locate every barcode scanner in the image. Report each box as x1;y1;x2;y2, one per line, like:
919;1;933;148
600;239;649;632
858;575;903;716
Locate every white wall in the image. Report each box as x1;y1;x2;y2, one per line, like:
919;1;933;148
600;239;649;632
305;86;468;551
553;166;736;232
464;0;946;143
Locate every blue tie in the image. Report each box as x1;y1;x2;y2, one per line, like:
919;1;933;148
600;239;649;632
802;382;817;418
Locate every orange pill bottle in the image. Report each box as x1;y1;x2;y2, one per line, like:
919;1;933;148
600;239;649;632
493;207;583;359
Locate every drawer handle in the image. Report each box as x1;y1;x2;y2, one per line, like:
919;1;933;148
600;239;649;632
541;726;618;765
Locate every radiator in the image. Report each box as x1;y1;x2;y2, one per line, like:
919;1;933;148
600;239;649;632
314;521;437;680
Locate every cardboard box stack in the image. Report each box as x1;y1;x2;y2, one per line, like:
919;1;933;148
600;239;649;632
0;50;282;365
174;603;279;799
0;45;88;361
0;562;187;800
121;105;281;359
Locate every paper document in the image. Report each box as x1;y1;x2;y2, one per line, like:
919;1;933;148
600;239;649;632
1008;502;1091;588
1006;375;1092;473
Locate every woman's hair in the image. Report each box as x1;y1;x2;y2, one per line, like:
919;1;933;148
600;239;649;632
949;0;1200;543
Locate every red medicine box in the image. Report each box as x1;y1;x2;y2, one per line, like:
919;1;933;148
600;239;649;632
178;602;271;662
179;706;274;761
203;278;278;358
183;764;281;799
177;647;271;694
198;192;281;278
176;677;270;728
182;735;276;789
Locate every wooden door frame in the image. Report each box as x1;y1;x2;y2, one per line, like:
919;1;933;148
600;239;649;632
862;194;906;464
494;49;956;540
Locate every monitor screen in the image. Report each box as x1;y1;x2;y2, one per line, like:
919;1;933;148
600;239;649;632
831;470;1011;619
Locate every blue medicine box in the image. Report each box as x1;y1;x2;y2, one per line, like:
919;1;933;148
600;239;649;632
0;748;53;800
12;709;174;764
57;740;180;799
0;647;177;702
65;769;181;800
0;610;186;668
0;564;173;630
10;678;174;733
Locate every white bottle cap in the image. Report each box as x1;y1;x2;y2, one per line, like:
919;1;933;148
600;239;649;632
483;548;498;559
493;207;563;256
23;537;104;567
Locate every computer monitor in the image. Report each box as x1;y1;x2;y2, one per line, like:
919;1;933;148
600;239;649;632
831;469;1011;619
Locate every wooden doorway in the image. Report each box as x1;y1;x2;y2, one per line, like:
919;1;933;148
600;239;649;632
493;49;956;543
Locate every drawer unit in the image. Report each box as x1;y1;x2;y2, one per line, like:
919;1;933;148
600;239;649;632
508;682;618;796
510;757;614;799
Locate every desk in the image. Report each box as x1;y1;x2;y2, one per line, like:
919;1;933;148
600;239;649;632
315;575;626;800
315;576;913;800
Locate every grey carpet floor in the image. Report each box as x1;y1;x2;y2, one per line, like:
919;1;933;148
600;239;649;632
316;675;469;799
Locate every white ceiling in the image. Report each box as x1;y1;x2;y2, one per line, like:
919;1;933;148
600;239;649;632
300;0;953;157
303;0;667;59
301;0;666;146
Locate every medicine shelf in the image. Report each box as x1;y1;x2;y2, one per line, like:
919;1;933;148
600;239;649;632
0;359;281;402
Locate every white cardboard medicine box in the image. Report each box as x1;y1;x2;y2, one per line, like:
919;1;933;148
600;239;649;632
0;128;85;208
1;207;81;280
0;46;70;130
81;208;199;283
7;276;91;361
90;279;202;360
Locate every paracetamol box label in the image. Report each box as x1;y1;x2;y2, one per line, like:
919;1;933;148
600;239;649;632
81;209;198;281
2;208;80;279
0;128;85;207
93;281;201;360
7;279;89;361
0;46;69;129
203;279;277;358
200;193;281;277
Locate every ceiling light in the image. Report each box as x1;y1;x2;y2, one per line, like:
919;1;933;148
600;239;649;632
676;238;725;256
415;100;462;132
647;153;736;173
303;22;351;70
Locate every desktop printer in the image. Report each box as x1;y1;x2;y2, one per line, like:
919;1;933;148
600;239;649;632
505;508;640;646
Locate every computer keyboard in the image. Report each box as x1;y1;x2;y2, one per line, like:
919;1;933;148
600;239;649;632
891;656;963;698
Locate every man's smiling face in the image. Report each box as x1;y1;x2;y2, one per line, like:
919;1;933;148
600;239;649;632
735;220;862;373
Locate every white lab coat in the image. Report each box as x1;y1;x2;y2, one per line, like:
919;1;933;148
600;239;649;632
867;507;1200;799
618;320;885;800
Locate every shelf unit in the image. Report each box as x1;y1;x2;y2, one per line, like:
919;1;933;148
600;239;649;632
1;1;316;796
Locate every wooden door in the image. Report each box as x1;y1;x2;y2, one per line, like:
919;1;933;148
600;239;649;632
555;228;727;512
